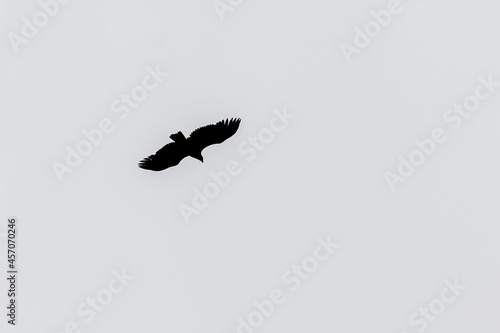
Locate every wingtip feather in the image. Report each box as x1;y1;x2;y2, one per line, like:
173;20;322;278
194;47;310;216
138;157;152;169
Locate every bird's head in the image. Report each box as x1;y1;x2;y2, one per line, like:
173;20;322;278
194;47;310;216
193;153;204;163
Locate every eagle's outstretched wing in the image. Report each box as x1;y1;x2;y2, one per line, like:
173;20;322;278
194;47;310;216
188;118;241;152
138;142;189;171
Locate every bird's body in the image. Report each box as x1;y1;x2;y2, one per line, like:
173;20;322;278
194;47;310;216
139;118;241;171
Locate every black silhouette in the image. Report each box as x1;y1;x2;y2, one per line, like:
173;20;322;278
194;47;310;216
139;118;241;171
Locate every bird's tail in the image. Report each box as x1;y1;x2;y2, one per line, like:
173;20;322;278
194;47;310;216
170;131;186;142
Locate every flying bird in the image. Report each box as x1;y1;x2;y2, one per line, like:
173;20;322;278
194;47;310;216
139;118;241;171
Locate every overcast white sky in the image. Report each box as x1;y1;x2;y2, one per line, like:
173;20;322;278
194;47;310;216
1;0;500;332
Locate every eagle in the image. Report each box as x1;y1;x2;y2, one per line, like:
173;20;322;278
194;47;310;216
139;118;241;171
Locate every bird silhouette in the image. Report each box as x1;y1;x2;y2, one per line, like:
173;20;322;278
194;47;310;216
139;118;241;171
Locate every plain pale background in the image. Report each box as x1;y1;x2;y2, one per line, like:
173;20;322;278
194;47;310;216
1;0;500;332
